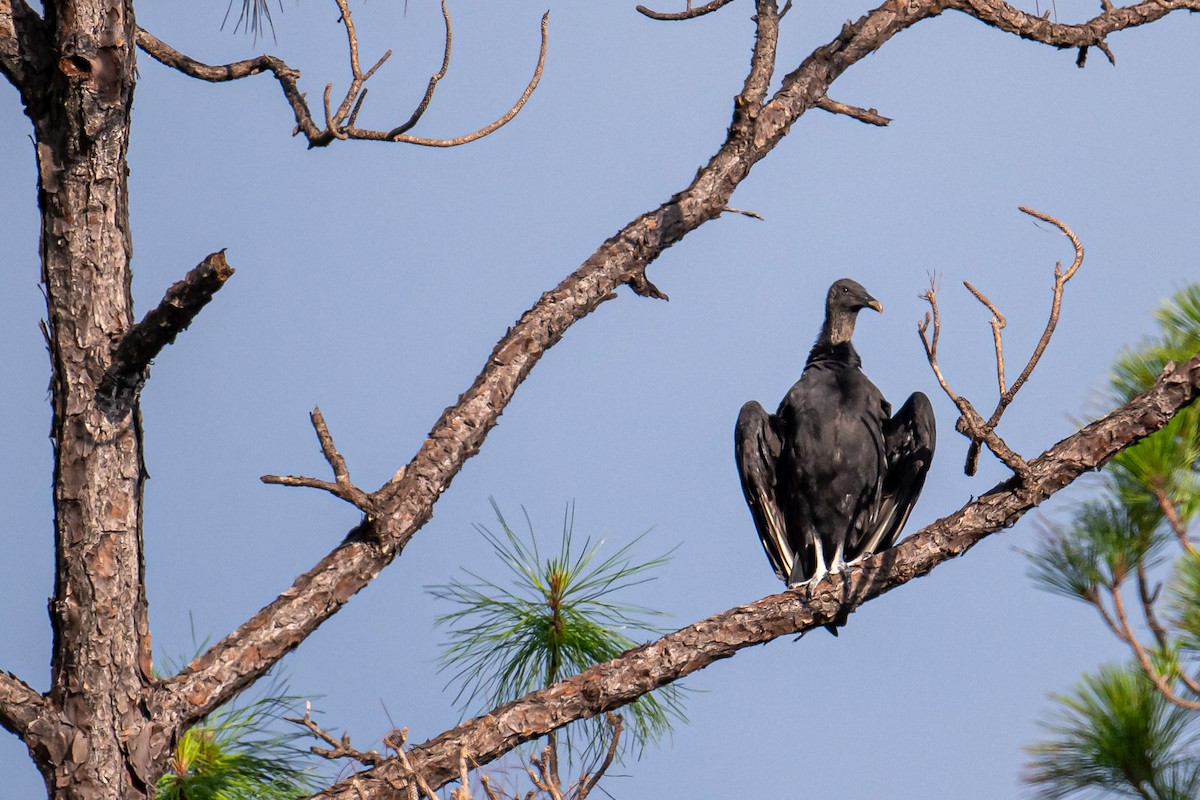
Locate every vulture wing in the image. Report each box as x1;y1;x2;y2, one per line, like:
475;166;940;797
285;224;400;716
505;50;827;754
851;391;936;559
735;401;793;582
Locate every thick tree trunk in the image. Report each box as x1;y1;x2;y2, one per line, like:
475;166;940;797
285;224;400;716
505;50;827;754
26;1;161;797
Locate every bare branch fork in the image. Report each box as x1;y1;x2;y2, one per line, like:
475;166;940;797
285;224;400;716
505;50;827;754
97;250;235;414
919;206;1083;479
290;704;624;800
262;407;378;515
134;1;549;148
299;352;1200;800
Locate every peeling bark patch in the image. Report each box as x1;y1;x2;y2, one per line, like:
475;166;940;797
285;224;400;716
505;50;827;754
91;535;117;578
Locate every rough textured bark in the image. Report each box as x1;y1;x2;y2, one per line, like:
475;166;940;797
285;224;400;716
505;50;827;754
21;1;164;798
310;353;1200;800
2;0;1200;798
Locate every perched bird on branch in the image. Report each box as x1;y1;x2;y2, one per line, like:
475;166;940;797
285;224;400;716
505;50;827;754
735;278;935;588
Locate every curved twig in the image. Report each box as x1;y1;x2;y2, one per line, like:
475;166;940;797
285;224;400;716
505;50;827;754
386;11;549;147
387;0;452;138
636;0;739;21
960;207;1083;474
135;2;548;149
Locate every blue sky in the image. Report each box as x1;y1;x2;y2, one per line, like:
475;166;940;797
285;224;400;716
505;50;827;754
2;1;1199;796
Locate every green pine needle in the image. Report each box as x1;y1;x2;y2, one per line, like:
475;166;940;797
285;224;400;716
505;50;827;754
428;499;687;765
156;671;322;800
1028;497;1167;600
1025;664;1200;800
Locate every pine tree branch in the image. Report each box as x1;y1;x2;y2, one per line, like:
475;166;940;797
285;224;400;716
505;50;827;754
150;0;1200;746
306;352;1200;800
0;671;48;739
97;250;234;414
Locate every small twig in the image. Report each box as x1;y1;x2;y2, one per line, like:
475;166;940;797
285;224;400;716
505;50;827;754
963;280;1007;395
917;277;959;405
388;11;550;147
387;0;452;138
1152;485;1194;553
286;701;384;766
97;250;234;413
919;274;1031;480
1087;591;1125;641
1135;561;1169;650
814;95;891;126
391;729;441;800
261;407;377;513
721;206;764;220
923;208;1082;477
479;775;503;800
577;713;622;800
527;746;565;800
636;0;737;20
1111;584;1200;711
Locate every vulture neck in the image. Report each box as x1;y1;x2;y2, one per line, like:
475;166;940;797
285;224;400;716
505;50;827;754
819;310;858;347
807;311;862;368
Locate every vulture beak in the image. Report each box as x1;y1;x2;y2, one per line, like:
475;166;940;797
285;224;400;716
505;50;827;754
866;297;883;314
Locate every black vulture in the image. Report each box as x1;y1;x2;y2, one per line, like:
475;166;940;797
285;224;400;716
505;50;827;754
735;278;936;587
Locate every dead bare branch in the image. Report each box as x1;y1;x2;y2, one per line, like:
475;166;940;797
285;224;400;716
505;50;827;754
636;0;739;21
388;0;452;138
305;352;1200;800
814;95;892;126
262;407;376;514
576;714;622;800
385;11;548;147
721;206;765;220
135;2;548;149
963;280;1007;395
97;250;234;414
957;207;1084;474
918;276;1032;479
287;701;385;767
919;208;1081;478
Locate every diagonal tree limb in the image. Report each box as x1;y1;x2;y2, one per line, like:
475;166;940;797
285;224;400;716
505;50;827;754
149;0;1200;745
97;250;234;413
308;352;1200;800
